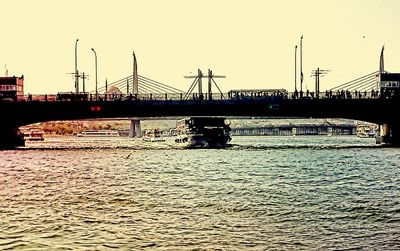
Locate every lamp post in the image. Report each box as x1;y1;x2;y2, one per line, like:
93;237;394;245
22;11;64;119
75;39;79;94
91;48;98;99
300;35;303;93
295;45;297;92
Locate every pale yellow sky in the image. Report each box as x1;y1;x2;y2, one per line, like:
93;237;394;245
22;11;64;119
1;0;400;94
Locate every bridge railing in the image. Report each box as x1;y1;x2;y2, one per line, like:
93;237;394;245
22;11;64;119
2;90;392;103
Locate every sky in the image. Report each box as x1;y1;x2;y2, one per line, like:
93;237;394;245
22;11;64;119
1;0;400;94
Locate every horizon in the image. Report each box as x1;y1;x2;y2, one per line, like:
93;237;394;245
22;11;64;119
1;0;400;94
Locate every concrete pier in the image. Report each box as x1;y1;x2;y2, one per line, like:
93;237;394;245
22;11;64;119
0;125;25;149
377;123;400;145
129;119;142;138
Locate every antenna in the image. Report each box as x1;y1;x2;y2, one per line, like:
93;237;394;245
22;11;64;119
66;72;89;92
311;68;329;97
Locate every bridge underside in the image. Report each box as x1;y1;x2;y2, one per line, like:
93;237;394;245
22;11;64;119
1;98;400;148
0;124;25;149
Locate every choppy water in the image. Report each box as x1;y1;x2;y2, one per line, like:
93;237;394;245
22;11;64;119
0;136;399;250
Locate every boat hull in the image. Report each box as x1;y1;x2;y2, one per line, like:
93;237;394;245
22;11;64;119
175;117;232;148
142;137;166;142
175;133;231;148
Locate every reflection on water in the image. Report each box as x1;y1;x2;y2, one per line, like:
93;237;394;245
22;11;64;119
0;136;399;249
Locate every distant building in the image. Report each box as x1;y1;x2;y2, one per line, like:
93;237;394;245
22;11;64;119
0;75;24;101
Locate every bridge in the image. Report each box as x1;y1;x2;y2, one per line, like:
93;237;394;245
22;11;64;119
1;53;400;148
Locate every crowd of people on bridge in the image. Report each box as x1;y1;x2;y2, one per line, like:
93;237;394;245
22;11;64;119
6;87;400;103
290;89;383;100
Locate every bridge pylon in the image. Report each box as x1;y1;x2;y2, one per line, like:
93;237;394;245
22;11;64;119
183;69;225;100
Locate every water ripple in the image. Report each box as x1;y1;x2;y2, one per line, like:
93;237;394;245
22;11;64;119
0;136;399;249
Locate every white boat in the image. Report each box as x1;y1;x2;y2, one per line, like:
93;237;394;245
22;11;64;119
23;128;45;141
77;130;120;137
175;117;231;148
142;129;165;142
356;124;377;138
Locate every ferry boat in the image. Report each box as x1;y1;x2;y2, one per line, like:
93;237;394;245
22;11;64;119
77;130;120;137
23;128;45;141
356;124;377;138
175;117;231;148
142;129;165;142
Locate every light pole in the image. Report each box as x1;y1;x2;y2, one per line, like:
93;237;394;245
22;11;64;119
295;45;297;92
300;35;303;93
75;39;79;94
91;48;98;99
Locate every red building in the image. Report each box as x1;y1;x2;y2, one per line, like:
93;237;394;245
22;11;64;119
0;75;24;101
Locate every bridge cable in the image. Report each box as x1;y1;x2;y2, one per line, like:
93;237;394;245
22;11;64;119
340;75;378;91
211;78;226;99
183;77;199;100
330;74;378;91
138;75;184;93
138;81;166;94
138;78;180;93
330;71;379;91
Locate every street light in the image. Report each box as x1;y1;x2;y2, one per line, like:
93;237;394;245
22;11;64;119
295;45;297;92
300;35;303;93
75;39;79;94
91;48;98;99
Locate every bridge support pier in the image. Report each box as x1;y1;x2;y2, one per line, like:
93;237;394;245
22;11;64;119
129;119;142;138
0;125;25;149
376;123;400;145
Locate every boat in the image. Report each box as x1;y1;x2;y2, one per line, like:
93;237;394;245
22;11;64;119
356;124;377;138
23;128;45;141
142;129;165;142
175;117;231;148
77;130;120;137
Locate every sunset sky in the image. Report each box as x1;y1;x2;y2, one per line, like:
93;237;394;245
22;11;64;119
1;0;400;94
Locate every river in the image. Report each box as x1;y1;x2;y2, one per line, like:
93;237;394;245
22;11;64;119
0;136;399;250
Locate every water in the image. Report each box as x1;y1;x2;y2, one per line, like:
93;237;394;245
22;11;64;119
0;136;399;250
